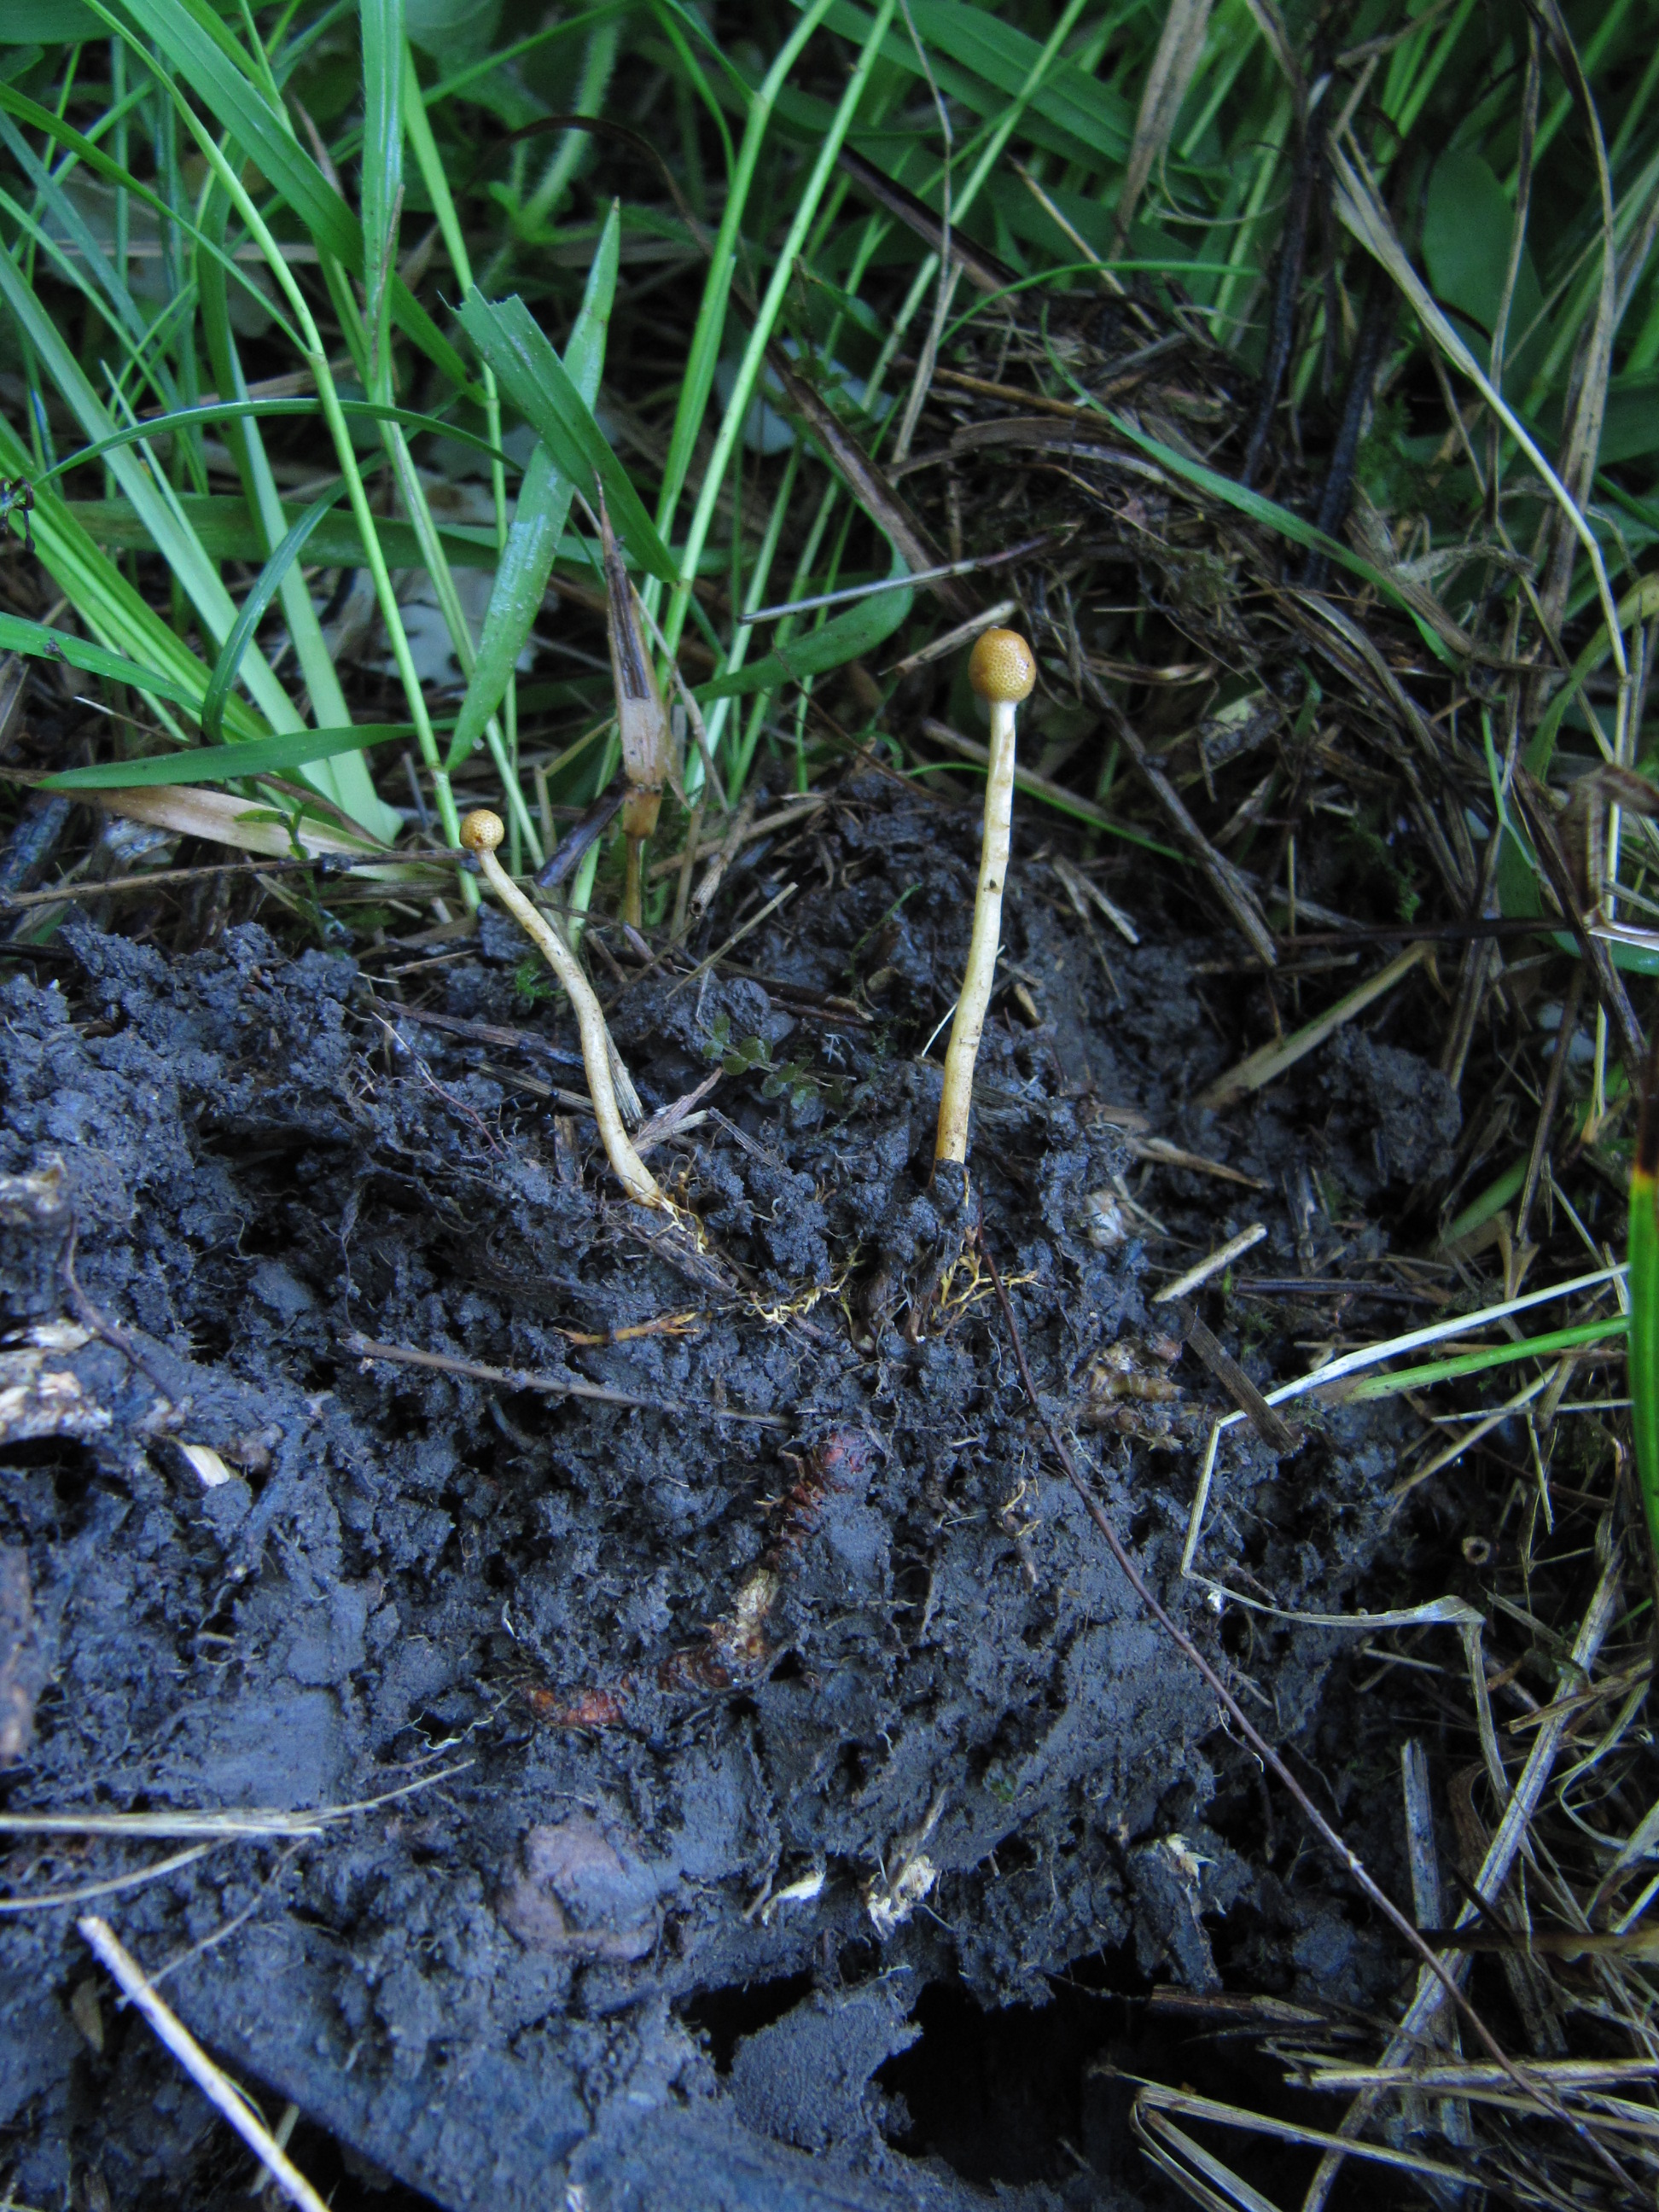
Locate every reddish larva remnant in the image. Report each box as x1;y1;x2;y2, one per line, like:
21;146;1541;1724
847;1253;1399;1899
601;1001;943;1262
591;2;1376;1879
527;1435;874;1732
526;1684;631;1730
771;1429;873;1557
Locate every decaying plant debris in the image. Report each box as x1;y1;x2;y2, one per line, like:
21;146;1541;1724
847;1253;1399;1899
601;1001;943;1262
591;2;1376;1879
4;3;1659;2208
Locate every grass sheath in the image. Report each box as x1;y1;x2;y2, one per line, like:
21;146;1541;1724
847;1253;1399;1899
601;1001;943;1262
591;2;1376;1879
600;490;672;928
460;810;662;1209
934;629;1036;1169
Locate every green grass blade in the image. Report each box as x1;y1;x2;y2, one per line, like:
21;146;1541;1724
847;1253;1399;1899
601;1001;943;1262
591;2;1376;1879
518;12;620;233
416;3;624;107
1631;1112;1659;1568
1337;1317;1627;1403
0;77;300;349
694;572;914;703
43;723;415;790
137;73;463;859
58;494;507;569
0;414;260;736
34;399;508;486
400;39;506;549
652;0;841;556
445;207;619;775
98;0;476;395
458;288;674;581
811;0;1134;166
201;485;346;743
0;611;197;708
193;180;394;835
360;0;403;390
9;3;104;33
0;236;300;735
0;116;171;375
442;444;564;775
664;0;898;657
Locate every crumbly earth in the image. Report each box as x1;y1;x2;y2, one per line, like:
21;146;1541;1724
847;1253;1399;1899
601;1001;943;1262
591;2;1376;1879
0;776;1458;2209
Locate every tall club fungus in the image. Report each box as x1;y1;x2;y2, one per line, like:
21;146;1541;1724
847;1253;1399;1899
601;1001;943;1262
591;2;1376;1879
934;628;1038;1176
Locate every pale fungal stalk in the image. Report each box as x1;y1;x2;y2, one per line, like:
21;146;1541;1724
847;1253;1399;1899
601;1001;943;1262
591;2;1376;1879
934;628;1037;1170
461;810;665;1209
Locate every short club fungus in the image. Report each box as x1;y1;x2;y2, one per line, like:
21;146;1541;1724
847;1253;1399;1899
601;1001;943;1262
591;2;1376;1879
460;809;664;1209
934;627;1037;1173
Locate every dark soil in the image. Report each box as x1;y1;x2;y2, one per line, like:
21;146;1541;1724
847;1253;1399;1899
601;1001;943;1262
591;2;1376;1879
0;773;1462;2209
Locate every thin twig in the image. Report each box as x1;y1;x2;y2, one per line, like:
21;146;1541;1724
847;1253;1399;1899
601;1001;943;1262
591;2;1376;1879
0;1765;474;1841
1151;1223;1266;1302
1;1842;214;1915
0;853;381;910
747;535;1051;623
62;1230;175;1404
1179;1307;1298;1452
664;882;798;1001
341;1330;789;1425
78;1915;331;2212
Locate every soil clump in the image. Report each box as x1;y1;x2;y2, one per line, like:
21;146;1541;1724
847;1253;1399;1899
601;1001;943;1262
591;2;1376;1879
0;772;1458;2208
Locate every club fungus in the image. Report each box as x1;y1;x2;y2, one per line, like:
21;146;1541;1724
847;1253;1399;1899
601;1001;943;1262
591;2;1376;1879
934;627;1037;1174
460;809;664;1210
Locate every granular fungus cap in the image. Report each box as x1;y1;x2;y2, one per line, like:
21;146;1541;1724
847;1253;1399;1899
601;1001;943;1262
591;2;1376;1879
968;627;1037;707
461;808;505;854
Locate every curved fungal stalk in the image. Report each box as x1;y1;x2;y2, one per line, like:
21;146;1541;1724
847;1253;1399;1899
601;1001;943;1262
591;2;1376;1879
934;628;1037;1171
461;810;664;1209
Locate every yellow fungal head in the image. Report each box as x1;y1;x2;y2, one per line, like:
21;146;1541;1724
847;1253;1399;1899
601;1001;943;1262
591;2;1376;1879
969;628;1037;707
460;809;505;856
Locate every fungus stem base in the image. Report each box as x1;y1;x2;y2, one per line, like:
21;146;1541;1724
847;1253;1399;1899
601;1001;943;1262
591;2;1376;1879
934;699;1017;1166
476;850;663;1208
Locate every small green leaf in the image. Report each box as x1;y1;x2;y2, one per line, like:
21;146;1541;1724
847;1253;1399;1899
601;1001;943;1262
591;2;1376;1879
1582;370;1659;465
1441;1158;1527;1247
405;0;503;68
43;724;414;790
